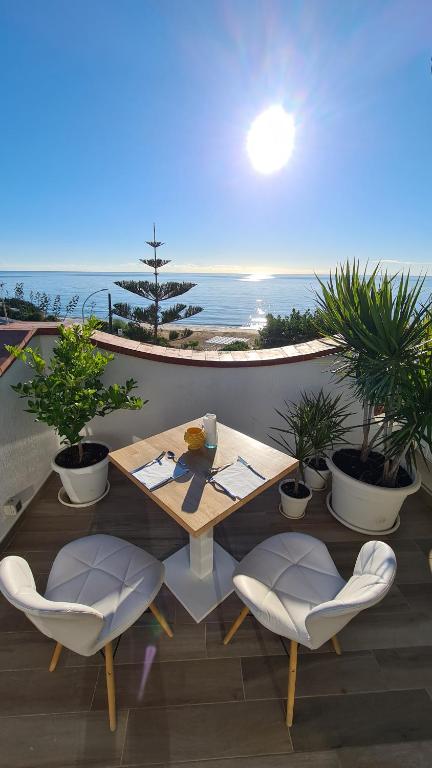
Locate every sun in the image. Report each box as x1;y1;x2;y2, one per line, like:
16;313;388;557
246;105;295;175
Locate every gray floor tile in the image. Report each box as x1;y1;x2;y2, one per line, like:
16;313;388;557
123;700;293;765
92;657;243;710
399;583;432;616
114;623;207;664
337;740;432;768
290;689;432;751
0;710;127;768
374;646;432;689
0;631;55;670
1;549;56;575
206;617;284;658
18;513;92;533
2;470;432;767
339;609;432;650
414;538;432;556
0;666;99;715
0;595;38;631
6;530;84;551
62;623;206;668
242;651;387;700
366;584;412;615
161;753;341;768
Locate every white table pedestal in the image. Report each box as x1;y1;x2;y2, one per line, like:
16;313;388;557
164;529;237;623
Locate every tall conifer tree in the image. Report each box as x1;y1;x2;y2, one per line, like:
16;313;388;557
114;225;202;341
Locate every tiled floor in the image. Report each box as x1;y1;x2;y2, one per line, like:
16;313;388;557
1;466;432;767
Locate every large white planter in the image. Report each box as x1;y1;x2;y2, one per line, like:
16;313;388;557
327;453;421;535
279;480;312;519
52;442;110;505
304;462;331;491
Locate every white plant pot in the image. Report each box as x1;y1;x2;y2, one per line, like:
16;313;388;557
327;452;421;535
279;480;312;519
52;442;110;504
304;463;331;491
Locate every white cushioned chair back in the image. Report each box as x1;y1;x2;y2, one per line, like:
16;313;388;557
0;556;103;655
305;540;396;649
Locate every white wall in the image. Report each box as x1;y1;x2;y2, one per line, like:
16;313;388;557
0;335;59;540
85;348;362;450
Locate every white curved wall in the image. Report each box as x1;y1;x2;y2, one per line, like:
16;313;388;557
85;348;362;450
0;335;59;540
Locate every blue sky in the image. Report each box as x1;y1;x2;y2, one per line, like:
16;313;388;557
0;0;431;274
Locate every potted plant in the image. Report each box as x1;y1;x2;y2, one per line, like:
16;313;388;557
6;317;145;505
270;396;314;519
301;390;352;490
315;261;432;534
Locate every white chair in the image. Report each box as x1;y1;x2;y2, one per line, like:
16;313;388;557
0;533;173;731
223;532;396;726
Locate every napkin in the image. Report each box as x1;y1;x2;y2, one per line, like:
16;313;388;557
209;457;266;500
132;455;189;491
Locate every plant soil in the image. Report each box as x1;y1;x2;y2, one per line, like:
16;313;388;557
281;480;310;499
307;457;328;471
55;442;109;469
333;448;412;488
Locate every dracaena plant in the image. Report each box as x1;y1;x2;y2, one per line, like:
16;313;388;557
6;317;145;463
270;390;351;495
299;390;353;469
315;261;432;486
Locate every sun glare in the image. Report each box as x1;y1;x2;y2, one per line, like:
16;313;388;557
246;105;295;175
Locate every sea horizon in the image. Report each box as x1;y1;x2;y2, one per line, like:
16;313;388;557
2;269;431;329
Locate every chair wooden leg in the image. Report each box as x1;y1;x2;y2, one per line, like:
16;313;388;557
49;642;63;672
223;605;249;645
331;634;342;655
105;642;116;732
286;640;298;727
149;602;173;638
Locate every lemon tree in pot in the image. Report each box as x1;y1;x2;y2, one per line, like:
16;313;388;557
316;261;432;534
6;317;144;504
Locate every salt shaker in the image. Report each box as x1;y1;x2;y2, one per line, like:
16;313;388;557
203;413;218;449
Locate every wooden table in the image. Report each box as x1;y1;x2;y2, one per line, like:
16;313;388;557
109;419;297;622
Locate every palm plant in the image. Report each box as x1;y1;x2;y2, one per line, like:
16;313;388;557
270;390;351;496
315;261;432;486
113;224;203;342
270;397;314;496
301;390;352;470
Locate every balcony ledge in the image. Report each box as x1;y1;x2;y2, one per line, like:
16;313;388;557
0;321;337;374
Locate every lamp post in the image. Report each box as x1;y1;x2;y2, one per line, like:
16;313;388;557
81;289;108;324
108;292;113;333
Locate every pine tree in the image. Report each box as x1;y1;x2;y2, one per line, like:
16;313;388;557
113;225;203;342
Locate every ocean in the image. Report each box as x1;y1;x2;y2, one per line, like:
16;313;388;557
1;271;431;329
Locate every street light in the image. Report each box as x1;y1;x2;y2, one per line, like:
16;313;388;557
81;289;108;324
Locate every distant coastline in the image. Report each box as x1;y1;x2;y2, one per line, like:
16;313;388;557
1;270;431;329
